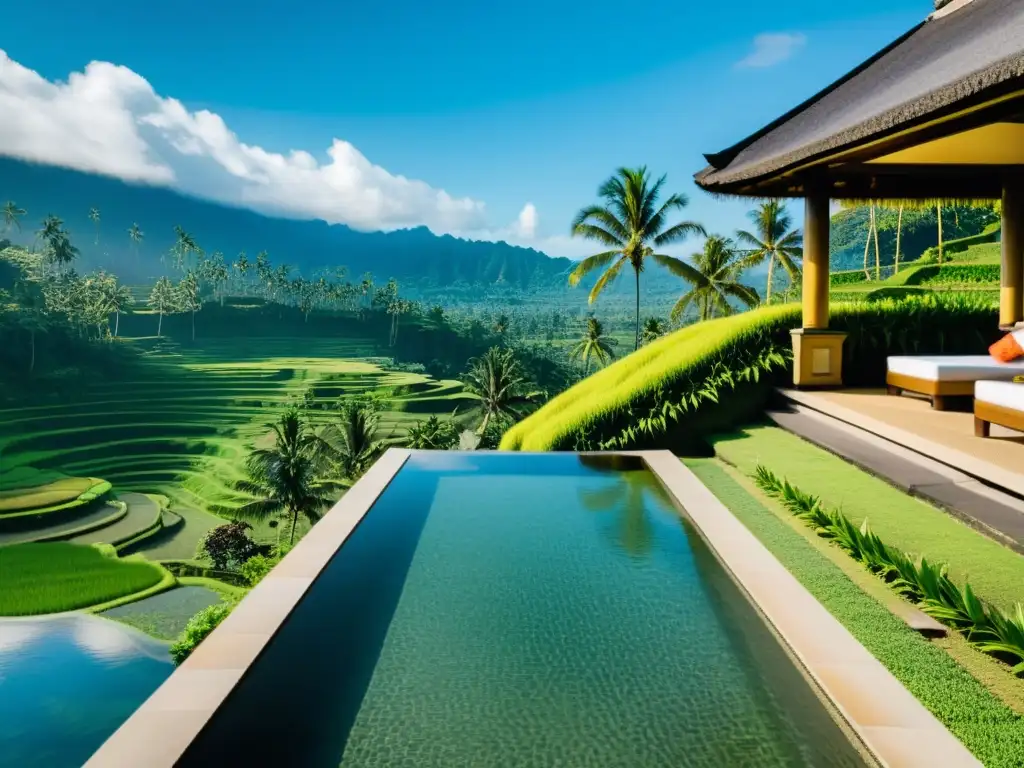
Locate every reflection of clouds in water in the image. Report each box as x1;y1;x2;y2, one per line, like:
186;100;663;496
73;616;140;663
408;453;481;473
0;621;42;655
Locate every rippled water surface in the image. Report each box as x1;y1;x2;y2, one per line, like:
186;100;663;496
183;452;870;768
0;613;172;768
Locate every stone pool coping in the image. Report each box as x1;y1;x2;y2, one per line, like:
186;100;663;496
85;449;980;768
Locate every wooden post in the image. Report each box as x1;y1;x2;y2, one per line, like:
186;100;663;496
803;192;830;329
1001;178;1024;329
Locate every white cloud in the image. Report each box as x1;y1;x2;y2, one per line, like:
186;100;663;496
513;203;538;239
0;50;491;234
735;33;806;69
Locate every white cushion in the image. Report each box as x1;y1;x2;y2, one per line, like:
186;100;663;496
975;380;1024;411
887;355;1024;382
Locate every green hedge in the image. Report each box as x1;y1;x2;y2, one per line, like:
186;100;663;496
829;270;868;287
917;223;1000;264
501;295;1000;452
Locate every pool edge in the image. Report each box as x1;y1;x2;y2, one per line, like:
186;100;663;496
640;450;981;768
83;447;412;768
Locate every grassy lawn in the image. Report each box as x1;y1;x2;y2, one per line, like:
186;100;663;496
712;425;1024;613
0;543;168;615
101;584;226;639
685;458;1024;767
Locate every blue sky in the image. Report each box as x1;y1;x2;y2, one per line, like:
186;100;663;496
1;0;931;257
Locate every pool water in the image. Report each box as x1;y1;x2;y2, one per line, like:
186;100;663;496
181;453;870;767
0;613;172;768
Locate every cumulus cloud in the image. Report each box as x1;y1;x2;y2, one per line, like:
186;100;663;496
735;33;806;69
0;50;491;234
513;203;538;239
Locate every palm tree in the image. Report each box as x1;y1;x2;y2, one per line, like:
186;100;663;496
88;208;101;245
35;215;63;251
313;400;387;483
233;252;250;295
460;346;541;435
148;276;177;336
2;201;26;235
569;167;705;350
669;236;759;322
735;200;802;303
640;317;665;346
172;226;200;273
47;230;79;274
177;271;201;341
569;317;617;373
225;410;336;545
128;223;144;261
93;273;134;337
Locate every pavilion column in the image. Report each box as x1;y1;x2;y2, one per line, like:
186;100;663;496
790;189;847;388
1001;177;1024;330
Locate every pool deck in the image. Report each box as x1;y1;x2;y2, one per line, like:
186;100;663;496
86;449;980;768
779;387;1024;499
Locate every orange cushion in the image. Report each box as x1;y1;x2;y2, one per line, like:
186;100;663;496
990;330;1024;363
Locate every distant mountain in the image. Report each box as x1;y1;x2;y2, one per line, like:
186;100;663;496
0;157;573;293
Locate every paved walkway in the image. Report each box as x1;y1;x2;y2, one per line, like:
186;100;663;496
767;400;1024;554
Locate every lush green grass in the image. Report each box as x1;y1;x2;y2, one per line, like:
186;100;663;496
0;542;168;615
502;295;1000;452
685;458;1024;767
713;425;1024;613
102;584;226;639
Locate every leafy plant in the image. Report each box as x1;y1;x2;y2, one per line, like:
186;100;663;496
196;521;258;570
239;553;277;586
755;465;1024;676
169;603;232;665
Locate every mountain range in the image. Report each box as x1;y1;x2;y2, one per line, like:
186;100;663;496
0;157;578;294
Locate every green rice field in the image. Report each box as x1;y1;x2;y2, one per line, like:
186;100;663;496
0;543;168;615
0;334;473;570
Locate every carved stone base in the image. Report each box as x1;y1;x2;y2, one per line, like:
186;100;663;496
790;328;847;388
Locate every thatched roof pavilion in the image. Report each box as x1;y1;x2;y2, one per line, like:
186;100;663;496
696;0;1024;386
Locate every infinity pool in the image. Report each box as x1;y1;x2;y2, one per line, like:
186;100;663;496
179;452;870;767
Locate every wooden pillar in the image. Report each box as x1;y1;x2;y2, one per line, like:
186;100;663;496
802;192;831;329
791;189;846;388
1001;178;1024;329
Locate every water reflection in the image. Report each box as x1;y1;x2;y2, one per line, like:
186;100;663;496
0;614;172;768
577;456;677;559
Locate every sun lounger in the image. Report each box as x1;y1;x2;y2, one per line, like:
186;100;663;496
974;380;1024;437
886;356;1024;410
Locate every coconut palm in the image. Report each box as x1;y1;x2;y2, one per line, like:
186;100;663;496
177;271;201;341
224;410;337;545
460;346;542;435
2;202;26;235
128;223;144;260
35;215;63;251
46;230;79;274
233;252;250;295
313;400;387;483
569;167;706;350
88;208;101;245
735;200;802;303
172;226;200;273
148;276;177;336
569;317;617;373
670;236;759;323
94;273;134;337
640;317;665;345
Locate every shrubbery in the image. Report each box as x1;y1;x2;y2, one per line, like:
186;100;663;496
196;521;258;570
169;603;233;664
917;223;1001;264
502;295;1000;451
829;270;868;287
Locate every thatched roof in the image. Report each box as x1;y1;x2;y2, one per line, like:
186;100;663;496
696;0;1024;197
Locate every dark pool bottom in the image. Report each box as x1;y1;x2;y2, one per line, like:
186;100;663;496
180;453;870;767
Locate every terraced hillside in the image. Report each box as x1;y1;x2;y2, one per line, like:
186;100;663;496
0;335;472;559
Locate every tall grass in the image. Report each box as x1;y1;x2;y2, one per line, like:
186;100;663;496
501;294;999;452
0;542;166;615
